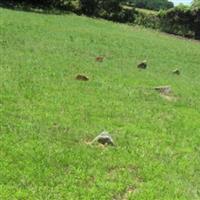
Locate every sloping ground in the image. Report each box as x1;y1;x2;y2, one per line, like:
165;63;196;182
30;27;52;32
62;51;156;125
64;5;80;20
0;8;200;199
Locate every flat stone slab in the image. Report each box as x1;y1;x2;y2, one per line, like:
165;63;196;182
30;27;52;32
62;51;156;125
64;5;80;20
154;85;172;95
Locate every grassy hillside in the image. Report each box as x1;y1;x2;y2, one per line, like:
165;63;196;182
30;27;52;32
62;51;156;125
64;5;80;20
0;8;200;200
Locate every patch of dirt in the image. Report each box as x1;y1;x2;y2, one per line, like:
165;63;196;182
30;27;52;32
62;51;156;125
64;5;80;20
96;56;104;62
113;185;137;200
154;85;172;95
123;186;137;200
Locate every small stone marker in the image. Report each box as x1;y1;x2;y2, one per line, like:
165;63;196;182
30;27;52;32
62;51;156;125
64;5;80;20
154;85;172;95
76;74;89;81
172;69;180;75
91;131;114;146
96;56;104;62
137;60;147;69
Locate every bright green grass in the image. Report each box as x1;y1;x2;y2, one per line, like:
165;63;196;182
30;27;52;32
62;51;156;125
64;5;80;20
0;8;200;200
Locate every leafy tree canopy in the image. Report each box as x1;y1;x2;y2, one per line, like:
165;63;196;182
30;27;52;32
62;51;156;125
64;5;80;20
129;0;174;10
192;0;200;8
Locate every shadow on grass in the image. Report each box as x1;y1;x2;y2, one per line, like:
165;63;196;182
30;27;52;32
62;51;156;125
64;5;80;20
0;0;77;15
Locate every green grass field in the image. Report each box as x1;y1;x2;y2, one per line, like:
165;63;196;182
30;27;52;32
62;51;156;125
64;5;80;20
0;8;200;199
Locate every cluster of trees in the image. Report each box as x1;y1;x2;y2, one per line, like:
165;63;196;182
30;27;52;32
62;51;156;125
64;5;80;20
129;0;174;10
1;0;73;9
2;0;137;22
134;1;200;39
73;0;175;12
79;0;137;22
159;6;200;39
2;0;174;11
1;0;200;39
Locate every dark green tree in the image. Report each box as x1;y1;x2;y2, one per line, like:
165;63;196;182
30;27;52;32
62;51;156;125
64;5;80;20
129;0;174;10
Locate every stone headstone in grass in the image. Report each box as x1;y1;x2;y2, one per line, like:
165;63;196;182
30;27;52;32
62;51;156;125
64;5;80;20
91;131;114;146
96;56;104;62
172;69;180;75
137;60;147;69
154;85;172;95
76;74;89;81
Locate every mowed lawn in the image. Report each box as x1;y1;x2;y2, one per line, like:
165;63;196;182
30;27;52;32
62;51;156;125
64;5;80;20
0;8;200;200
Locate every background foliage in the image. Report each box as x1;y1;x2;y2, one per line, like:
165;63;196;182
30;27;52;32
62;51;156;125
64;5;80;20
0;0;199;39
192;0;200;8
129;0;174;10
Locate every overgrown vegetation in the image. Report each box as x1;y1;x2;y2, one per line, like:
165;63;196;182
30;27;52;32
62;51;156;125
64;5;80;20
79;0;136;22
1;0;199;40
0;0;137;22
129;0;174;11
134;8;160;29
134;0;200;40
159;6;200;39
134;6;200;40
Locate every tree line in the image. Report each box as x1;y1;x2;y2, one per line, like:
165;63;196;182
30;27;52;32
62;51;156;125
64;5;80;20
129;0;174;10
1;0;200;40
1;0;174;11
135;2;200;39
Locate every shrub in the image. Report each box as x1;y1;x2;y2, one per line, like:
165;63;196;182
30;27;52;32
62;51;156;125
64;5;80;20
158;6;194;38
1;0;75;10
192;8;200;39
117;6;137;22
134;10;160;29
102;6;136;23
158;6;200;39
79;0;136;23
79;0;98;16
133;6;200;40
129;0;174;11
